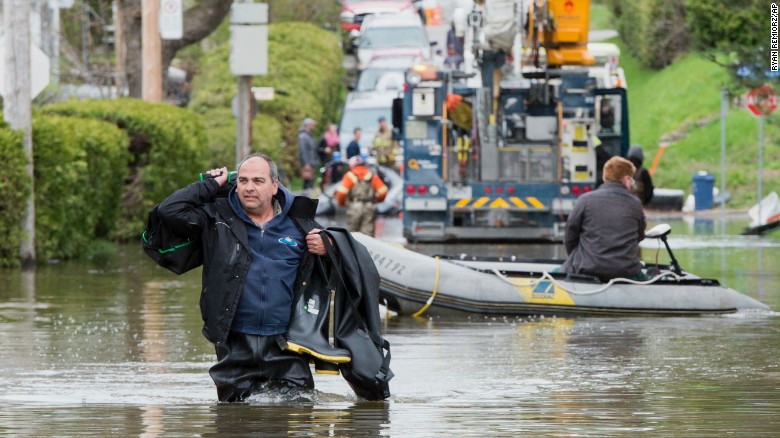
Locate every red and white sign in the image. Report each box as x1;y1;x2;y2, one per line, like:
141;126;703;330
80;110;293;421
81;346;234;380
160;0;183;40
746;85;778;117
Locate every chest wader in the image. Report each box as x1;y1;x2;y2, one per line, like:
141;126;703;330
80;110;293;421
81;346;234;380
321;228;393;400
284;197;352;373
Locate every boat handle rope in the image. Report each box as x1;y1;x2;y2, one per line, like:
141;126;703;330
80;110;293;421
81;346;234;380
413;256;441;317
492;269;686;296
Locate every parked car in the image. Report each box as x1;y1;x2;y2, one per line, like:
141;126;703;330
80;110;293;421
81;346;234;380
353;55;420;92
356;13;434;70
338;90;398;159
339;0;418;53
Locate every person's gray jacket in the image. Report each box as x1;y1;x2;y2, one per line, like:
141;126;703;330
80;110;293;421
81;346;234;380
560;181;646;280
298;128;318;167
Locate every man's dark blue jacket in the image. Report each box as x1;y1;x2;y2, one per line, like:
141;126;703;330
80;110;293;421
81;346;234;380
157;178;304;346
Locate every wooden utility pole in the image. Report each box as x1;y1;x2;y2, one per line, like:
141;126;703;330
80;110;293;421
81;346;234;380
236;77;254;164
234;0;255;165
142;0;162;102
3;0;36;268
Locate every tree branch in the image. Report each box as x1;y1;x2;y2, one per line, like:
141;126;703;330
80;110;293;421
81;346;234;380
161;0;233;70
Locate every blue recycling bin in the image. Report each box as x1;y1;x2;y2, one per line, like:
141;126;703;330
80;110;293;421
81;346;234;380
692;171;715;210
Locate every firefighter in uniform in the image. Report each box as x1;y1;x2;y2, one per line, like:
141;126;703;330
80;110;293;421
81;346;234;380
335;155;389;236
372;116;395;168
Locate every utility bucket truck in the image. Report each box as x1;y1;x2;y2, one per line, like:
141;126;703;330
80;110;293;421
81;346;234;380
394;0;629;242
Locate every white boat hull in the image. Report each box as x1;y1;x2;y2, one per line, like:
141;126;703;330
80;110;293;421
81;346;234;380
353;233;770;316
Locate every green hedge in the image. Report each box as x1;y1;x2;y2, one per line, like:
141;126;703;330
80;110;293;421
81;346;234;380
189;22;344;176
31;115;129;260
42;98;210;239
0;127;30;266
0;114;128;266
197;100;284;171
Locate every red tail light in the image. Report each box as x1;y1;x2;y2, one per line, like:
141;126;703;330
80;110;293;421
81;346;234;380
406;184;415;195
484;186;492;194
571;185;582;196
417;185;427;195
341;23;360;32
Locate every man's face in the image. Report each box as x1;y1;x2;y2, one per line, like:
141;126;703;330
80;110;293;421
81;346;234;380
236;157;278;216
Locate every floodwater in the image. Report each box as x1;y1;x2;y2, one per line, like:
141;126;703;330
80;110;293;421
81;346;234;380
1;215;779;437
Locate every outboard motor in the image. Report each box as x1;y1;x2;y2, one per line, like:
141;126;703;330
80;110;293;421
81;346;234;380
644;223;683;276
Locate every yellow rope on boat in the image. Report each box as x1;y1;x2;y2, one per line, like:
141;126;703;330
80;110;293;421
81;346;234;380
413;256;441;317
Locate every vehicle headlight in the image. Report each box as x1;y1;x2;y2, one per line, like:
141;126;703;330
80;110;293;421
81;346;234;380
406;71;422;86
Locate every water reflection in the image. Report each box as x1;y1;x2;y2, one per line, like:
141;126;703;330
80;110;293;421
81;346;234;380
203;402;390;437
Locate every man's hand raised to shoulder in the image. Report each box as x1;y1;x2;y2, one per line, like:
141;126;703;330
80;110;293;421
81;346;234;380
207;167;229;187
306;229;328;256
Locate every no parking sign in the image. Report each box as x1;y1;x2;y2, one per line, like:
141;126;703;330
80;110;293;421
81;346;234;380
745;85;778;117
160;0;183;40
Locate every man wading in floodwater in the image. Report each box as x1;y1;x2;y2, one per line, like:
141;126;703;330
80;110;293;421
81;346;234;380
156;153;329;401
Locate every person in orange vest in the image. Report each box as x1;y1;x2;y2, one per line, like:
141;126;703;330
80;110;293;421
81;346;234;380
335;155;388;236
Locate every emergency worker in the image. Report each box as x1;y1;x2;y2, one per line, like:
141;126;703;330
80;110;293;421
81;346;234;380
372;116;394;167
335;156;388;236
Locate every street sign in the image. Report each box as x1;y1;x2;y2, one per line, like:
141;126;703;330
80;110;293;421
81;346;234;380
0;43;51;99
746;85;778;117
229;3;268;76
160;0;183;40
252;86;275;101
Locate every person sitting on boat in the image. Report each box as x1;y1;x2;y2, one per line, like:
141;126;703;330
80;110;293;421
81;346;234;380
560;156;647;282
335;155;388;236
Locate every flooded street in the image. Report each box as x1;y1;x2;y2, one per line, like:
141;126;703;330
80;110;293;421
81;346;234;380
1;215;779;436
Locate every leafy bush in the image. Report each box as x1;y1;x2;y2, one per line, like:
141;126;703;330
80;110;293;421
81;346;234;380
686;0;769;87
0;127;30;266
199;106;283;171
606;0;690;69
189;22;344;177
31;115;129;260
42;98;209;239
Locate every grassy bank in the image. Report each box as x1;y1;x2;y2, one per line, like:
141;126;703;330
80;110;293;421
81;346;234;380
590;2;779;209
619;41;779;209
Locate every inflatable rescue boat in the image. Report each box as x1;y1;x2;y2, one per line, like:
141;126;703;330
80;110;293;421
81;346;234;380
353;225;770;317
